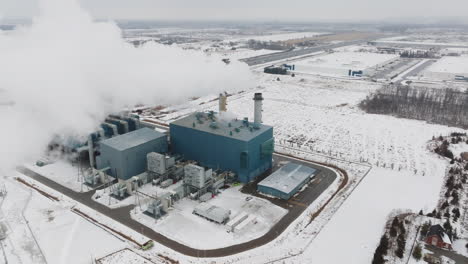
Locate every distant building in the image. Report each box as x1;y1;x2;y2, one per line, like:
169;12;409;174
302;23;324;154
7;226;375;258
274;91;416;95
96;127;168;180
257;163;318;200
425;224;452;250
264;65;288;75
169;111;274;183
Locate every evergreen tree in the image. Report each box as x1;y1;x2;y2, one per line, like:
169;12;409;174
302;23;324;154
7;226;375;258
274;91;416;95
412;245;422;260
390;226;398;237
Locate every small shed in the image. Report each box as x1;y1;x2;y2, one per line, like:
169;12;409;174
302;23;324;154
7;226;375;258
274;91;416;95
425;224;452;250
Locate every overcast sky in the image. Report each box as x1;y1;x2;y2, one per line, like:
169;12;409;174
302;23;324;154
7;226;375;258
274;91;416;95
2;0;468;22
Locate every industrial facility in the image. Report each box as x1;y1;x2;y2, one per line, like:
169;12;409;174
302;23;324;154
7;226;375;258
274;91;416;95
257;163;318;200
170;93;274;183
41;92;292;230
96;127;168;180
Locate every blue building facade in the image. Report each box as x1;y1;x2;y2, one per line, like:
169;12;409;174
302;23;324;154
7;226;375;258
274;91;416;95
96;127;168;180
170;112;274;183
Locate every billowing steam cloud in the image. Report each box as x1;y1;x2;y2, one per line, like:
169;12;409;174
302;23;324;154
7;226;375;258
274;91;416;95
0;0;252;173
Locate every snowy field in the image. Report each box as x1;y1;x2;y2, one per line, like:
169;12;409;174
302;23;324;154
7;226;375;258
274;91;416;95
376;34;468;47
292;51;398;77
97;248;158;264
422;56;468;80
0;174;126;264
132;186;287;249
25;160;93;192
228;32;327;43
216;48;280;60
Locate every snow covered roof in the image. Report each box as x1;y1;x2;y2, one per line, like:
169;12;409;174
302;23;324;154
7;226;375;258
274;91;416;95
427;224;452;244
258;163;317;194
193;203;230;223
100;127;165;151
170;112;272;142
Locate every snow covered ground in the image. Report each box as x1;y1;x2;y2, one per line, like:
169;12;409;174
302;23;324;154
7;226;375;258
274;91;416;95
132;186;287;249
228;32;327;43
292;51;398;77
4;38;467;263
147;71;463;263
25;160;93;193
376;34;468;48
97;248;157;264
453;239;468;257
422;56;468;80
0;174;126;264
216;48;280;60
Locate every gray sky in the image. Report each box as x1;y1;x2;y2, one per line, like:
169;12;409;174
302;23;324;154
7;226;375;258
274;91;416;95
2;0;468;22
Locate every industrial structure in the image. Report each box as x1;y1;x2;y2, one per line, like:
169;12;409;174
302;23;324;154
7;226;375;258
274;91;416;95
348;69;363;77
169;93;274;183
257;163;318;200
96;127;168;180
43;93;278;225
193;203;231;224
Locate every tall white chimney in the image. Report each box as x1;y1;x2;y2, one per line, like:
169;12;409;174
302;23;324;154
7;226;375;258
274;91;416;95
219;93;227;113
253;93;263;124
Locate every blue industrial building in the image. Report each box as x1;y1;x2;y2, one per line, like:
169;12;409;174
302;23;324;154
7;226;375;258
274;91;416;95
257;163;317;200
169;111;274;183
96;127;168;180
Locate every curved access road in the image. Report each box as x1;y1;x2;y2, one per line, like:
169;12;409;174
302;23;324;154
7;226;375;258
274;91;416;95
17;153;345;258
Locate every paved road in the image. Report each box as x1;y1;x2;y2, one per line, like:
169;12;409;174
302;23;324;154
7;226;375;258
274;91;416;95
396;59;436;81
17;154;339;258
425;244;468;264
370;58;413;79
241;38;377;66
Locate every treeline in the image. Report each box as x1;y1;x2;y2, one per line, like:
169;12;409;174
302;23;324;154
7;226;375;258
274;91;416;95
360;85;468;128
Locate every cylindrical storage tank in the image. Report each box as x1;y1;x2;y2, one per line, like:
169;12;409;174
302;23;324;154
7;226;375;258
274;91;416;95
253;93;263;124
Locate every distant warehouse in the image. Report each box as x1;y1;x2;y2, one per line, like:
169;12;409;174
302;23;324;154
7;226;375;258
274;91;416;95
257;163;318;200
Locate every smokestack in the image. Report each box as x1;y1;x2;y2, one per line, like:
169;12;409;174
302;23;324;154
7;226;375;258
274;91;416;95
88;134;95;169
219;93;227;112
253;93;263;124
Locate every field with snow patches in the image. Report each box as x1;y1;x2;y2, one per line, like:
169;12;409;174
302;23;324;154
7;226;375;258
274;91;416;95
292;51;398;77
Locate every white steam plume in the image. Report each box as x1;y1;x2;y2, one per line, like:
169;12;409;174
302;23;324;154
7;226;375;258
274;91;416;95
0;0;253;172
